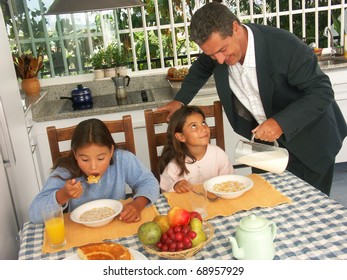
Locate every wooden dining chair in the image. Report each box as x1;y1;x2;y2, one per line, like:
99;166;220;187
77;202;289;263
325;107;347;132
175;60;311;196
46;115;136;164
144;100;225;181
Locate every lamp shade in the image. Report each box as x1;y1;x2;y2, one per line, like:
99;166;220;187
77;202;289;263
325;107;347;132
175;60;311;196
46;0;145;15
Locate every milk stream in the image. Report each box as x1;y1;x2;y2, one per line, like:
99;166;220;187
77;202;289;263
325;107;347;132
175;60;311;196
236;150;288;174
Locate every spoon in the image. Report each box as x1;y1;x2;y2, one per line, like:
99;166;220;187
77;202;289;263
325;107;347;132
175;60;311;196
191;189;220;202
207;191;220;202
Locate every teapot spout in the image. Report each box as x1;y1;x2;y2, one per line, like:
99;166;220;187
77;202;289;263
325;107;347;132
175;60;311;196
229;237;244;259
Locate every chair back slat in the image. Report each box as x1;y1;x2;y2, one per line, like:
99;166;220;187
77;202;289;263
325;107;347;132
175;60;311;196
46;115;136;165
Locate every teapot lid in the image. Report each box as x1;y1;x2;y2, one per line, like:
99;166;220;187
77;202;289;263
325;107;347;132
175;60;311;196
72;84;91;95
74;84;85;90
239;214;269;231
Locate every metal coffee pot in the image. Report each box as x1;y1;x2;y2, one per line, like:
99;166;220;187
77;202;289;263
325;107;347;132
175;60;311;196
111;75;130;99
229;214;277;260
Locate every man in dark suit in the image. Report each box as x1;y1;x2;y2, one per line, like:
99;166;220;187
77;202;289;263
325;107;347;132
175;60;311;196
157;2;347;195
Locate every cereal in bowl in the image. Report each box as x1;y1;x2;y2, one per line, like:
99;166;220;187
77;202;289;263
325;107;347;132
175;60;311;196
213;181;246;193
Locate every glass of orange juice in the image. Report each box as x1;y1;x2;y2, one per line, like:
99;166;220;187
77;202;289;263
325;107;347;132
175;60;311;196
42;204;66;248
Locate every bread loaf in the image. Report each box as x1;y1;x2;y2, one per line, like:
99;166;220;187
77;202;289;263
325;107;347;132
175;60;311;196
167;67;177;78
77;242;132;260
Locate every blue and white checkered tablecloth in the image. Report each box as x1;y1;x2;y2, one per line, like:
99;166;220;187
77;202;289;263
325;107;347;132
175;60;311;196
18;171;347;260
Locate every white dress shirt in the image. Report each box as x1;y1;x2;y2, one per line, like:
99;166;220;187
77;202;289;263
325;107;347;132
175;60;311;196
228;25;267;124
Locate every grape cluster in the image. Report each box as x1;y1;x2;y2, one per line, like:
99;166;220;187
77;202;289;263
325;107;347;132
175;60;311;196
156;224;197;252
172;67;189;78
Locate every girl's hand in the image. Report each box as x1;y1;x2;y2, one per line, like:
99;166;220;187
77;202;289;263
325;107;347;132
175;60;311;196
56;179;83;205
119;196;149;223
119;202;141;223
173;180;190;193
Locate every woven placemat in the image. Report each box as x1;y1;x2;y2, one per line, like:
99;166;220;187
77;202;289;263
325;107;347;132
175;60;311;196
42;198;159;253
163;174;292;220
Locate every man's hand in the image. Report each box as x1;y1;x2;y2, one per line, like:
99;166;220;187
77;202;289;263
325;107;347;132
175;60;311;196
155;100;183;121
252;118;283;142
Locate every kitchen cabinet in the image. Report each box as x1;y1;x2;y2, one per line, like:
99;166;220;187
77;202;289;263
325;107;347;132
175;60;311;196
24;107;43;190
324;68;347;163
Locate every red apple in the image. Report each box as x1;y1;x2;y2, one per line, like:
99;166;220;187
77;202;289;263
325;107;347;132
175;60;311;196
189;211;202;222
167;206;190;227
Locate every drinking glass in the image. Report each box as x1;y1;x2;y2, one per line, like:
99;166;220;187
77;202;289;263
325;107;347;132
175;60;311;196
188;175;208;219
41;204;66;248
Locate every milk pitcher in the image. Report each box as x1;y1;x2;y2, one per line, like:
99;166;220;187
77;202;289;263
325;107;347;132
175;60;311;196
112;75;130;99
235;135;289;174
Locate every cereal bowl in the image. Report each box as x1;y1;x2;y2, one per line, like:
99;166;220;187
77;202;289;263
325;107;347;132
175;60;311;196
70;199;123;227
204;175;253;199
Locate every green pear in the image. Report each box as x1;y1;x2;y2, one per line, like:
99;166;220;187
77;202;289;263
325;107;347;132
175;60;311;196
189;217;203;231
191;230;207;247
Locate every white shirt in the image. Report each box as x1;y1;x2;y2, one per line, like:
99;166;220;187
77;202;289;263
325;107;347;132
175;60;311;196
228;25;267;124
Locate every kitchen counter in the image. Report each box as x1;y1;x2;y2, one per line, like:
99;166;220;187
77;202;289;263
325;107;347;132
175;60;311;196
317;55;347;70
30;74;174;122
20;90;46;114
32;87;173;122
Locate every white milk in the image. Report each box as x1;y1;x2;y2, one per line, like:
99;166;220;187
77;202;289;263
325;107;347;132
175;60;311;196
236;150;288;174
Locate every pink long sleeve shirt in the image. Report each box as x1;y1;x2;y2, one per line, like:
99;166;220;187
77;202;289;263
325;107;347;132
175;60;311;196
160;144;234;192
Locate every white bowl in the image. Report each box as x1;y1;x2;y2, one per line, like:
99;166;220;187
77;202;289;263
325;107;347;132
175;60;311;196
70;199;123;227
204;175;254;199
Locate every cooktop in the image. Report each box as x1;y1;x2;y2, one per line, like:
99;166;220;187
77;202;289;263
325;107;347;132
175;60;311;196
59;90;154;113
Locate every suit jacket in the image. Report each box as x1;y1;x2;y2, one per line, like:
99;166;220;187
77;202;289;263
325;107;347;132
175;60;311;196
175;23;347;173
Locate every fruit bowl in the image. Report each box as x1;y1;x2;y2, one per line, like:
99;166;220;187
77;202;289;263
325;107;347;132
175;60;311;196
143;221;214;259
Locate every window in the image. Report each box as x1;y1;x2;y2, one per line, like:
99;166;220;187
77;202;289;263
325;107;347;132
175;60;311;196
2;0;346;81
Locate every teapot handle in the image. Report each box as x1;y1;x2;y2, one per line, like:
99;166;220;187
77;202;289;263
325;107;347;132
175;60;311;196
251;134;279;147
270;222;277;241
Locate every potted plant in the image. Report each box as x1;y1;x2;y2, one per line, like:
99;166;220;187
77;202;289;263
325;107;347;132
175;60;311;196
90;47;105;79
13;50;44;96
104;43;117;77
115;48;130;76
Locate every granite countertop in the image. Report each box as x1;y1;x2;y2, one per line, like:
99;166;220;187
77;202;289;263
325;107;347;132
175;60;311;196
21;90;46;114
31;74;174;122
317;55;347;70
32;87;173;122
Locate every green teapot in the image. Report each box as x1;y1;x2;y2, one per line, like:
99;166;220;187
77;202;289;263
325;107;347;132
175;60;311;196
229;214;277;260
